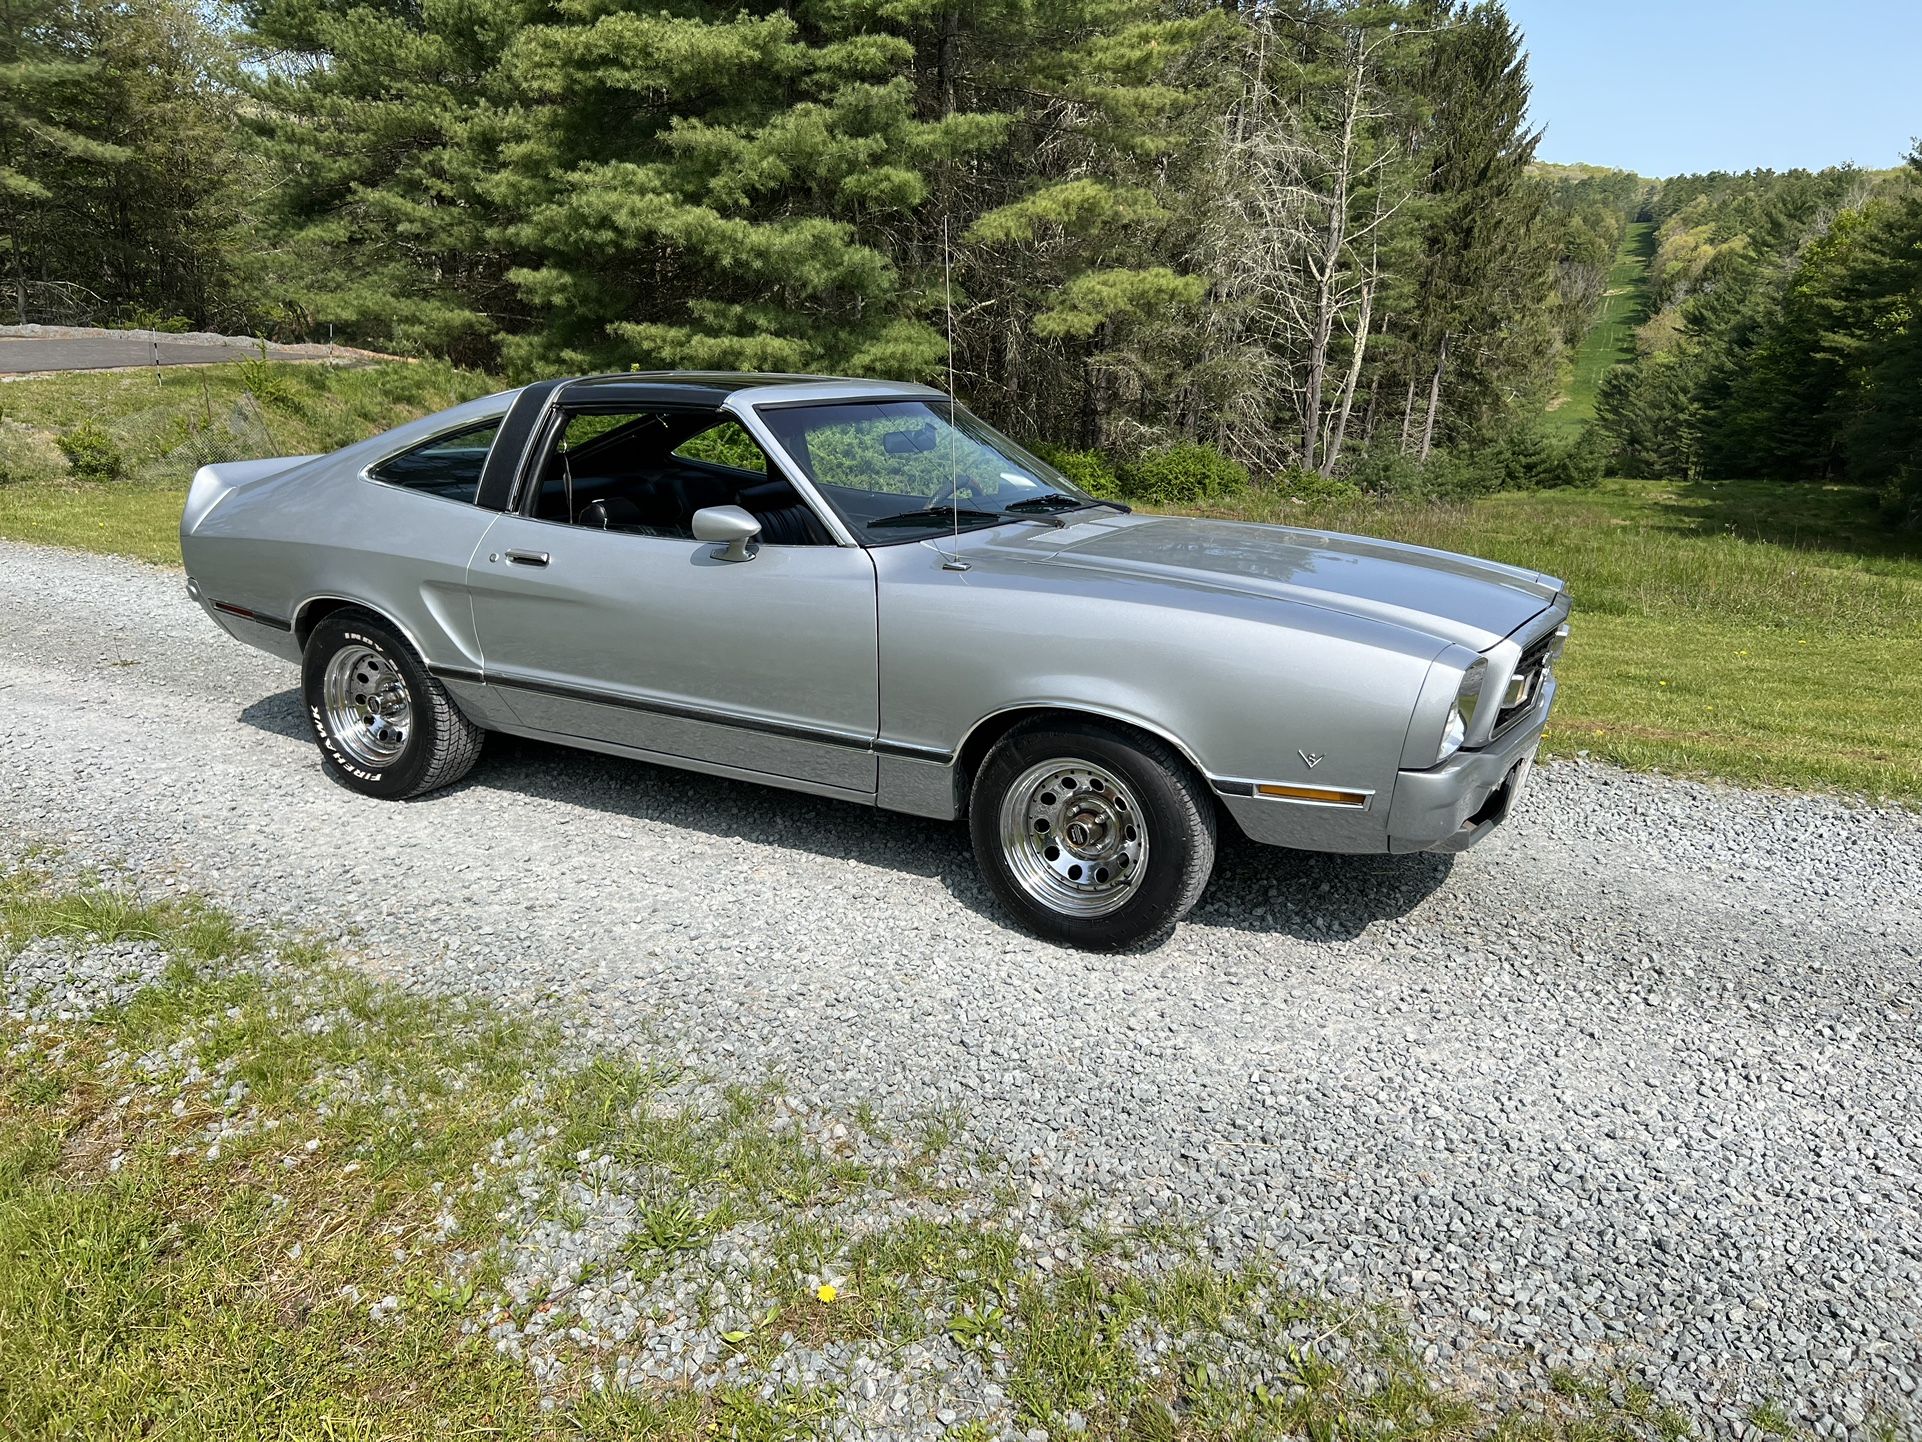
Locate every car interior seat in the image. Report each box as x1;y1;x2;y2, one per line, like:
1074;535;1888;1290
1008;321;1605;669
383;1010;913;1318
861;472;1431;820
737;478;828;545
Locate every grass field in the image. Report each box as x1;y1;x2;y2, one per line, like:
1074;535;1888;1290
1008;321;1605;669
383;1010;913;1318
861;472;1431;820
0;478;191;565
1196;477;1922;801
1545;221;1654;438
2;363;1918;803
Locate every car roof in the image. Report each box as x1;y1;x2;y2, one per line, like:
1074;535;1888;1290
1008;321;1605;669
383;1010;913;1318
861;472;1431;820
556;372;944;408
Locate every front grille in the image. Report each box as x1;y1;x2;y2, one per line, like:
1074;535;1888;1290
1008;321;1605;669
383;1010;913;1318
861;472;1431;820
1493;630;1556;736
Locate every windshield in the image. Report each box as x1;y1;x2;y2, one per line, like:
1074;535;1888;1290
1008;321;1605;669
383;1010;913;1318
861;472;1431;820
755;399;1099;542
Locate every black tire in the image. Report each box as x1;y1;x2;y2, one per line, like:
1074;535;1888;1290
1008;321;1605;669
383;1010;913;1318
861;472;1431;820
969;717;1216;950
300;608;483;799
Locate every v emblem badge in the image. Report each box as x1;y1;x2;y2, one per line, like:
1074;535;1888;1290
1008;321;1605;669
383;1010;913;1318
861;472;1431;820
1299;750;1325;769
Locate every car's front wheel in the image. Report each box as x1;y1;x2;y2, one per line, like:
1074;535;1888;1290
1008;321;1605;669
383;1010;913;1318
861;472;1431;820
970;718;1216;950
301;608;483;799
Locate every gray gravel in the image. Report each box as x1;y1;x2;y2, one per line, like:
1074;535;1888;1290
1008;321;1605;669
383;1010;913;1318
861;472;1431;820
5;933;174;1023
2;538;1919;1435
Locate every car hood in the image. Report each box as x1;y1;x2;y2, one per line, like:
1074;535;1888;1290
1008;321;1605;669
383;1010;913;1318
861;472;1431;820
986;513;1562;652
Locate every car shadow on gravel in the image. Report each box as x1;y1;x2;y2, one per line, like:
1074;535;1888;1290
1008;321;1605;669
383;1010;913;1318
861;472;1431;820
1185;831;1454;941
239;689;310;741
239;693;1456;945
438;732;1014;914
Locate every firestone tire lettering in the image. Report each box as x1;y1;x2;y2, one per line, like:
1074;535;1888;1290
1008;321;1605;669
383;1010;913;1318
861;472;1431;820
300;608;483;800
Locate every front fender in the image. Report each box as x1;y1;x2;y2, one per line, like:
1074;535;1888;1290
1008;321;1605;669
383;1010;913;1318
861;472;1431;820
873;540;1444;812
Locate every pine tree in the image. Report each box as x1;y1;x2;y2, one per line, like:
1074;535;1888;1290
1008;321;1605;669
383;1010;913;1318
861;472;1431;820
246;2;1039;376
1699;208;1872;480
1596;165;1890;495
243;0;521;357
1838;152;1922;524
954;3;1222;449
1400;0;1549;458
495;6;1008;377
76;0;246;326
0;0;130;322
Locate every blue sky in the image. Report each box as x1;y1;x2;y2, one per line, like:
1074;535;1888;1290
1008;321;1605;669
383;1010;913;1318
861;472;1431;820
1501;0;1921;177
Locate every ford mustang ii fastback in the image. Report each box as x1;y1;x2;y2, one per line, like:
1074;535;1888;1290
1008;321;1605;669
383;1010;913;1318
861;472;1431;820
181;372;1569;949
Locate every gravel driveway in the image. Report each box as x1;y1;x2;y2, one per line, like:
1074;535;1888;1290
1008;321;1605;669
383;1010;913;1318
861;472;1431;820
2;538;1918;1436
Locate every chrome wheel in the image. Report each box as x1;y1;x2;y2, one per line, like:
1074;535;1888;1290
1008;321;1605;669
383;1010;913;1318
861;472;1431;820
997;757;1148;918
321;644;413;769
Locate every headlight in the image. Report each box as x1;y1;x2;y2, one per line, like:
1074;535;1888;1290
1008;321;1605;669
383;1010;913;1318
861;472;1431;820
1437;660;1486;765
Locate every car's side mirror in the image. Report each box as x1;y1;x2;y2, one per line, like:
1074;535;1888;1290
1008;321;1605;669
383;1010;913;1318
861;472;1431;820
692;504;762;563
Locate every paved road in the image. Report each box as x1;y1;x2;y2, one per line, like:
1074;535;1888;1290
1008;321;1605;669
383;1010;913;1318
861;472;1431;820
1;539;1918;1436
0;326;375;374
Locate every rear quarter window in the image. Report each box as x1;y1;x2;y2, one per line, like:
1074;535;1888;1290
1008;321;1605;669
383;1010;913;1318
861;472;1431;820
367;420;502;504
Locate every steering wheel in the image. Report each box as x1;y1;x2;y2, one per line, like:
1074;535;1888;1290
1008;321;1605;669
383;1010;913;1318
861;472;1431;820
928;475;984;509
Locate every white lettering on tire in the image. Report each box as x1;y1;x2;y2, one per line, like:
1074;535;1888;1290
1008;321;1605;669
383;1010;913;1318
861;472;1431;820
311;702;383;782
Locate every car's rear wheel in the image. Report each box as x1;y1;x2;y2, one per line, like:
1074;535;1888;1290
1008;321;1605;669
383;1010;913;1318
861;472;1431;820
970;718;1216;950
301;609;482;799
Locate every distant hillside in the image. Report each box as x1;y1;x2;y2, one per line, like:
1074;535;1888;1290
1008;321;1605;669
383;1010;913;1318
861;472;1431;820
1545;219;1654;437
1531;160;1651;185
1589;159;1922;526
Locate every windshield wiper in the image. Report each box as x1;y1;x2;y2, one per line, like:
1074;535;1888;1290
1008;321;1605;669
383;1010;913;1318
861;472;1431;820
866;506;1003;529
1002;493;1130;515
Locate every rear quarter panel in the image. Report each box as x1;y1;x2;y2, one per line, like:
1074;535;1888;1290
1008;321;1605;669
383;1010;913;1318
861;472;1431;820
180;395;515;675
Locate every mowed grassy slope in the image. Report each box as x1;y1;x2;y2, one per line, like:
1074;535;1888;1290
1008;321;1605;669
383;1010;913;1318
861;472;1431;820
1545;220;1654;438
0;361;497;564
2;363;1918;802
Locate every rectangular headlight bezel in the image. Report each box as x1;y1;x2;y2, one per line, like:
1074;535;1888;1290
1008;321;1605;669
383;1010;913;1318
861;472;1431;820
1437;659;1488;765
1456;658;1489;732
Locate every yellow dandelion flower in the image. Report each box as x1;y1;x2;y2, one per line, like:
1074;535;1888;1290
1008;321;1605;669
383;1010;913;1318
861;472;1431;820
816;1283;838;1303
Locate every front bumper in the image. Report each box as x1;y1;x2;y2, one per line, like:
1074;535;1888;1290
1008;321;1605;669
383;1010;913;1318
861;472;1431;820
1384;672;1554;853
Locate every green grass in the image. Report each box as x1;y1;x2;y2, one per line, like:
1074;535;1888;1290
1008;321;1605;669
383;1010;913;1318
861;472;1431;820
1546;220;1654;438
1207;476;1922;801
0;477;192;564
0;866;556;1439
0;359;496;564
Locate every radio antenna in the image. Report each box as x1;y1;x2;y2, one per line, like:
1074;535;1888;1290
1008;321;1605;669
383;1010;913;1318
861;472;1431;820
939;212;968;570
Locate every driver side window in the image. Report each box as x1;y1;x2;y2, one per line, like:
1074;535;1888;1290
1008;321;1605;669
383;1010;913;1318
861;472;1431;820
530;407;829;546
673;420;766;471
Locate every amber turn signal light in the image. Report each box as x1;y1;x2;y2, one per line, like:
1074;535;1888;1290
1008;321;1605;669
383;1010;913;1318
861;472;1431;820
1254;783;1369;807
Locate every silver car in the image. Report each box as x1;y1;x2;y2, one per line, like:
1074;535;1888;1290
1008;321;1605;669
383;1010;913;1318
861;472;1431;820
181;372;1569;949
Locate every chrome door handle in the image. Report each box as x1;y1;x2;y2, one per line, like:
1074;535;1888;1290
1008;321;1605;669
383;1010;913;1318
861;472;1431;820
504;549;550;567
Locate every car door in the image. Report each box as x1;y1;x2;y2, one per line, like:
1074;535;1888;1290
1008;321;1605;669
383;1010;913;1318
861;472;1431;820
465;516;881;795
